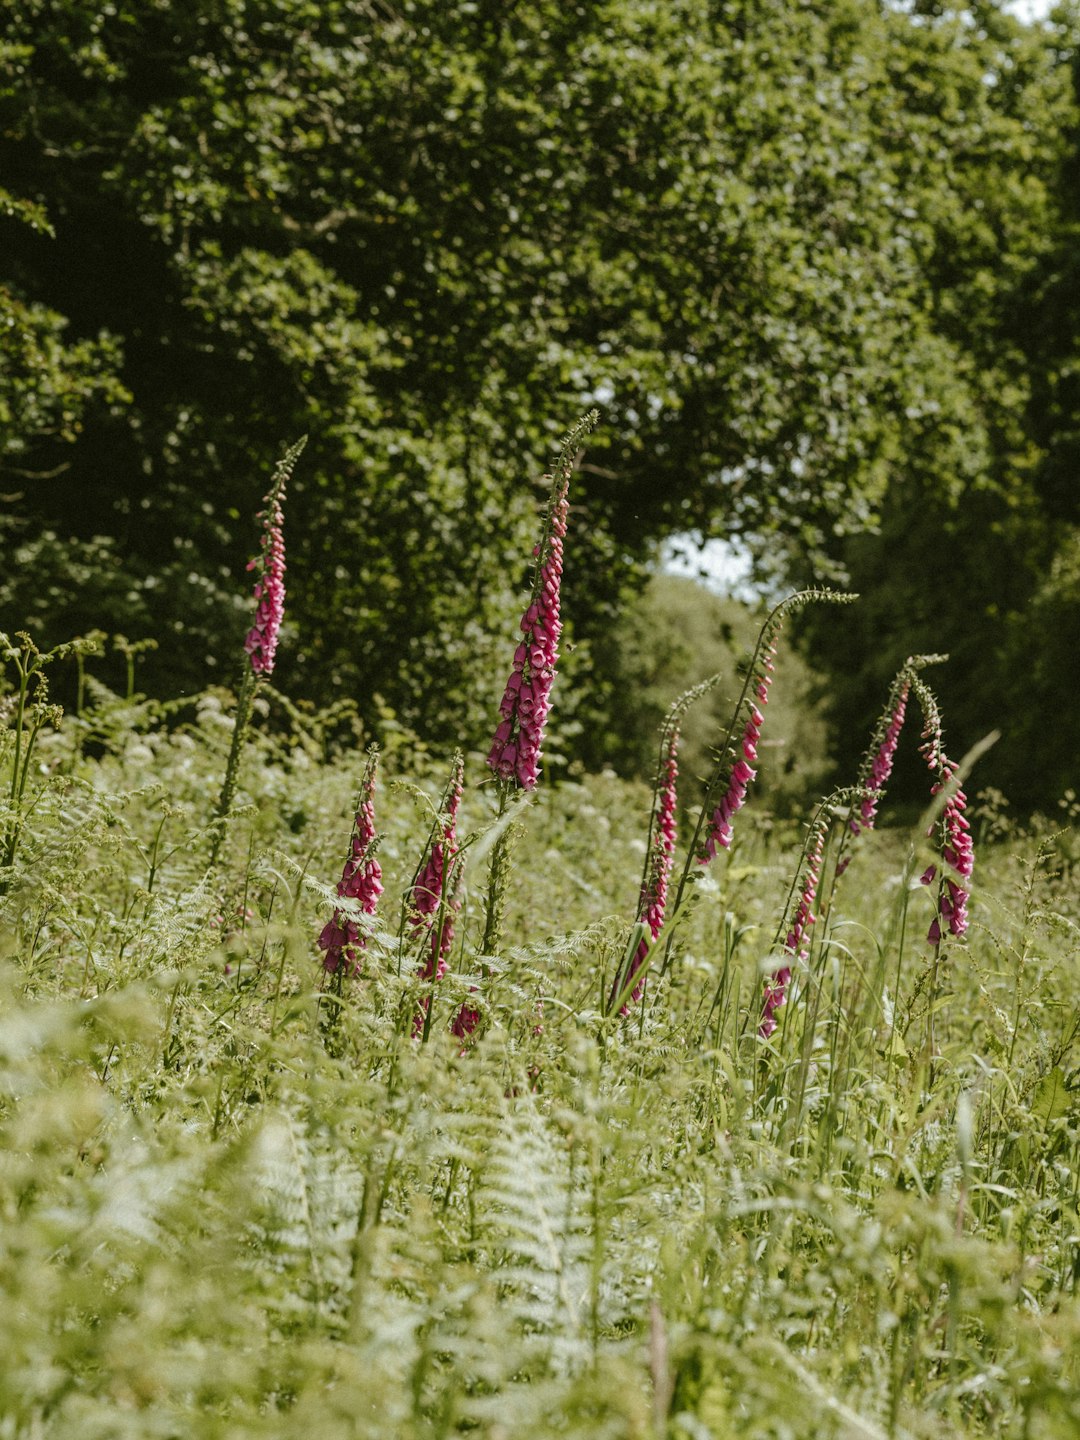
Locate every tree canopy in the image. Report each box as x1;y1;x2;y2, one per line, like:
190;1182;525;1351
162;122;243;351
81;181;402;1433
2;0;1078;804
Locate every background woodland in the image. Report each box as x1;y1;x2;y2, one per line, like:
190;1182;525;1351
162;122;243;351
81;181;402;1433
3;0;1079;805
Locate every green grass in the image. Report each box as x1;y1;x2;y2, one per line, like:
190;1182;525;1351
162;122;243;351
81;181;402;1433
1;681;1077;1438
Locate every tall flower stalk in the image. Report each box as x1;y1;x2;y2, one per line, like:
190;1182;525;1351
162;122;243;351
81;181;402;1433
210;437;306;864
759;785;863;1039
453;412;597;1043
760;819;826;1039
906;677;976;1074
913;677;975;944
832;654;946;882
487;410;599;793
851;684;909;839
318;746;383;983
410;753;464;1040
607;673;720;1016
612;725;680;1014
662;588;857;977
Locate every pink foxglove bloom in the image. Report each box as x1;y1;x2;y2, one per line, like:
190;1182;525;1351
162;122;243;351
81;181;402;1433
318;752;383;977
487;414;597;792
835;658;944;882
210;440;305;867
919;715;974;944
243;477;288;677
614;727;680;1012
701;644;775;862
761;825;824;1037
450;999;480;1041
412;758;464;1036
851;685;909;837
693;593;855;873
488;485;568;791
925;764;974;943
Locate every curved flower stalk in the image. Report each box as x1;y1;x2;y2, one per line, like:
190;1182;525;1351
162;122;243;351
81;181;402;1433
850;654;948;838
659;588;856;979
612;724;680;1014
759;785;862;1039
318;747;383;979
210;437;306;864
700;675;771;862
488;410;599;792
926;776;974;942
410;753;465;1039
833;654;947;881
696;590;855;867
853;685;909;838
761;826;824;1038
912;678;974;943
607;672;722;1015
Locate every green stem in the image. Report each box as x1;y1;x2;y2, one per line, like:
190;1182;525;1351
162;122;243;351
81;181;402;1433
146;812;168;895
660;602;786;978
479;785;513;958
210;667;258;865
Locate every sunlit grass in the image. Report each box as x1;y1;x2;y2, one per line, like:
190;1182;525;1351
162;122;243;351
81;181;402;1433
0;674;1076;1437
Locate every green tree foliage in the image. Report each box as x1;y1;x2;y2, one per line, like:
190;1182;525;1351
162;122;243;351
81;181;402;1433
1;2;1076;793
0;179;128;491
796;2;1080;811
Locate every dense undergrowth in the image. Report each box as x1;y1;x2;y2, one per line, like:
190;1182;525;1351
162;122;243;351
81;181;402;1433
1;665;1077;1439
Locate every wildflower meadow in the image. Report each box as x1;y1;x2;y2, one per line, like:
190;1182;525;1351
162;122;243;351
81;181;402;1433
1;414;1077;1440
